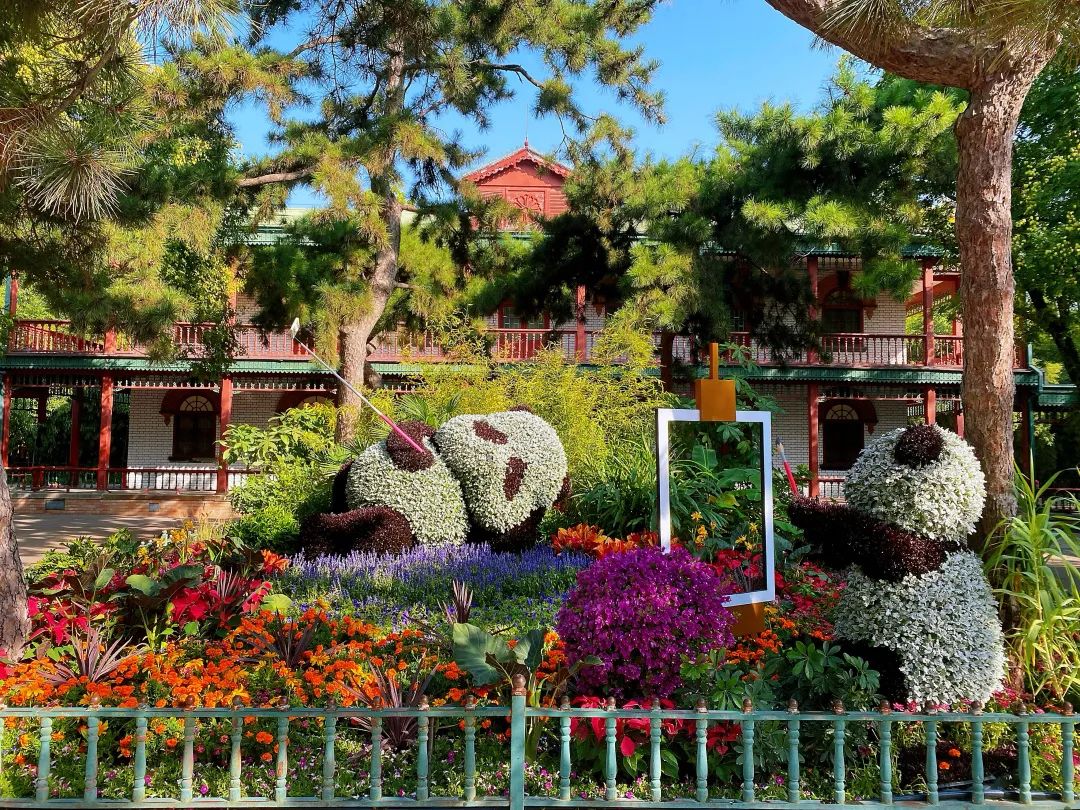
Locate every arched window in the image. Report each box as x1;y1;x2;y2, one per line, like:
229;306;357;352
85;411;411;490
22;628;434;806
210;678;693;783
822;403;864;470
171;395;217;462
821;288;864;334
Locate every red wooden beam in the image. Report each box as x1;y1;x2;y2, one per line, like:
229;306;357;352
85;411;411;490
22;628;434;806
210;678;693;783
97;375;113;490
216;375;234;494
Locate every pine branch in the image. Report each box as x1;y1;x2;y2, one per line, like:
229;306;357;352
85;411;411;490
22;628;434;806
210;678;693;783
762;0;981;89
236;168;314;187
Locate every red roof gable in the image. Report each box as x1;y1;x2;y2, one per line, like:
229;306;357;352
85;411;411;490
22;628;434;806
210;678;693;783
462;145;571;184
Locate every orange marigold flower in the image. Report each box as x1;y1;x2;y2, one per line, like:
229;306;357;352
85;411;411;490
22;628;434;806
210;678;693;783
255;731;274;745
261;752;273;762
948;748;962;758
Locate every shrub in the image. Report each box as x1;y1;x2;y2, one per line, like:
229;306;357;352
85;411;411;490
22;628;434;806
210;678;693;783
844;425;985;541
984;472;1080;700
405;350;672;486
224;404;350;551
556;546;734;700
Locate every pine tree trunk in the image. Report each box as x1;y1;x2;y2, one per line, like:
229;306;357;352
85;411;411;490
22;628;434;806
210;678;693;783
335;44;406;446
956;73;1040;550
0;467;29;659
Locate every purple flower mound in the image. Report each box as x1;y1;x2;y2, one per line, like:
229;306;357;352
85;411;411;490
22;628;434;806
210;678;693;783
556;547;735;701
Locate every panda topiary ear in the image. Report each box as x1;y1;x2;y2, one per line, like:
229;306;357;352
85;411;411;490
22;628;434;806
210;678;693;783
385;420;437;471
893;424;944;467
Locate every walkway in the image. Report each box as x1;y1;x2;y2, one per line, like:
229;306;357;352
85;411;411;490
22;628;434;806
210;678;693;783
14;512;180;566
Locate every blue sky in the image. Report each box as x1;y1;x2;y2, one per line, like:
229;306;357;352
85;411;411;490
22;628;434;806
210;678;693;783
227;1;848;206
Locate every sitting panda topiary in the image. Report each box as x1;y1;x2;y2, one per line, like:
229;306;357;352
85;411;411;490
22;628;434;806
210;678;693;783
300;408;568;555
789;423;1005;707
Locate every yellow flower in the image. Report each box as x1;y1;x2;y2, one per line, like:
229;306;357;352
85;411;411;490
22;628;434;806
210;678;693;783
691;511;703;522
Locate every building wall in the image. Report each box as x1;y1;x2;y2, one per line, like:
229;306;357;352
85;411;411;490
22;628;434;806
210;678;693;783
125;389;280;470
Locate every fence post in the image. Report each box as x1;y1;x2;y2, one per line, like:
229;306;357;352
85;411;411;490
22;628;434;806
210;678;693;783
510;674;527;810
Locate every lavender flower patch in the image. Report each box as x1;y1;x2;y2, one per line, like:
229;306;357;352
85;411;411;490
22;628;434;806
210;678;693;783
277;543;590;630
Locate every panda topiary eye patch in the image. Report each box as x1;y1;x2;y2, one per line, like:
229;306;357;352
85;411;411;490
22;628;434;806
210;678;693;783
893;423;945;467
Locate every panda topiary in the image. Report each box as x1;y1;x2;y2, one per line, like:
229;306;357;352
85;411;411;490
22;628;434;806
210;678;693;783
789;424;1005;707
300;409;567;555
434;408;568;552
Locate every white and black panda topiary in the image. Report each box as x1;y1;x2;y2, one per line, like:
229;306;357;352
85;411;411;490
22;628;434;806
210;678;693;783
789;424;1005;707
301;409;568;555
434;408;568;552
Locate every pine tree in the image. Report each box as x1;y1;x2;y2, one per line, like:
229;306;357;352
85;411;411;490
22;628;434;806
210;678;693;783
225;0;663;440
758;0;1080;544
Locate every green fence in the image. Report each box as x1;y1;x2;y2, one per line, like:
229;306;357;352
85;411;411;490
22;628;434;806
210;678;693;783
0;677;1076;808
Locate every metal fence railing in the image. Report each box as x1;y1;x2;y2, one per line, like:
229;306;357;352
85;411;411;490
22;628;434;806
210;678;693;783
0;677;1075;808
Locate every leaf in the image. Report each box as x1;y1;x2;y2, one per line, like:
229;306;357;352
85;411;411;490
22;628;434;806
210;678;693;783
260;592;292;614
183;621;200;636
93;568;115;590
452;623;504;686
124;574;159;596
514;629;547;671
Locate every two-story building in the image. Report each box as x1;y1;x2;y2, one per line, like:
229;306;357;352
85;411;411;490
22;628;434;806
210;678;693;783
0;143;1067;516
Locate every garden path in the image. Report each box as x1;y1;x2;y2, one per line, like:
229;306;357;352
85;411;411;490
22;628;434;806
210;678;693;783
13;512;182;566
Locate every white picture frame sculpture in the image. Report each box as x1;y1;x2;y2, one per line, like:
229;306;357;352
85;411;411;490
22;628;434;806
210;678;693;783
656;407;776;607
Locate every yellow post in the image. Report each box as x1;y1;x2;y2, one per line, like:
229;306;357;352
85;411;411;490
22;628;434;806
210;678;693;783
694;342;764;636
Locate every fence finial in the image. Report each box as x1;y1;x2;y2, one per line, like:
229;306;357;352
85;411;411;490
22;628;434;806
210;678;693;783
652;697;661;711
1065;702;1075;717
606;697;616;711
788;698;798;713
696;697;707;712
879;699;891;714
742;697;753;714
511;673;527;697
466;694;478;710
419;695;430;711
832;698;844;714
972;701;984;716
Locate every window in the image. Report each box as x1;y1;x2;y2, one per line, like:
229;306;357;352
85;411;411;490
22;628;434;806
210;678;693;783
822;403;864;470
171;395;217;462
498;304;547;329
821;288;863;334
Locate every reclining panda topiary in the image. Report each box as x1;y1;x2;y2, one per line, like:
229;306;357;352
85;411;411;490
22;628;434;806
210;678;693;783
789;423;1005;707
301;407;569;555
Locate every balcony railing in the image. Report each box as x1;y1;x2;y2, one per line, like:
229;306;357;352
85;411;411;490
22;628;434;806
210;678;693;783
8;321;305;361
6;320;1027;370
7;466;253;493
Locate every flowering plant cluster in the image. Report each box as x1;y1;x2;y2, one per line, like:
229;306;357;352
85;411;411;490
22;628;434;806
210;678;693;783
557;547;734;700
24;525;288;649
551;524;659;558
281;542;588;631
2;609;471;709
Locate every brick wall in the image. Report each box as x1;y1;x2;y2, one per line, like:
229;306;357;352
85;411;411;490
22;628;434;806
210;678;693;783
126;389;279;471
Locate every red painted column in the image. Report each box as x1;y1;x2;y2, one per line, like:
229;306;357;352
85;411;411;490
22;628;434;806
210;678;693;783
807;256;819;364
1;374;11;468
923;258;936;366
574;285;587;362
97;375;113;490
216;375;233;494
808;383;819;498
9;274;17;317
956;407;965;438
924;386;937;425
68;390;81;468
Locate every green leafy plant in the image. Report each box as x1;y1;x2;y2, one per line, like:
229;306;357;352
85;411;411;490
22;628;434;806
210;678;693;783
985;470;1080;700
